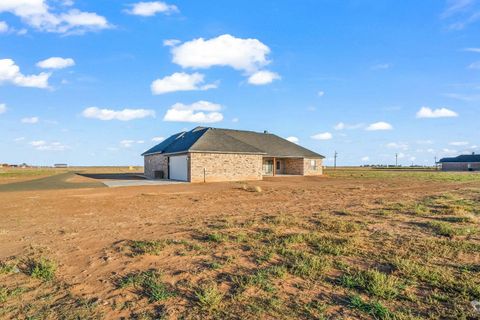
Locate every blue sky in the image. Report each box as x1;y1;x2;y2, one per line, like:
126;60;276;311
0;0;479;166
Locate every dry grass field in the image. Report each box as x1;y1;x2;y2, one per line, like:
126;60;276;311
0;167;479;319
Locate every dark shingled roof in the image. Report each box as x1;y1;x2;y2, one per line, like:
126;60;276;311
142;127;324;158
439;154;480;163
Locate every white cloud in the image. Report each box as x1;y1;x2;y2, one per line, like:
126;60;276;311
468;61;480;69
14;137;25;142
417;139;434;145
0;103;6;114
386;142;409;150
126;1;178;16
443;93;480;101
416;107;458;118
82;107;155;121
152;136;165;142
30;140;68;151
317;91;325;97
441;0;474;18
36;57;75;69
361;156;370;162
247;70;280;85
0;1;110;34
311;132;333;140
449;141;469;146
232;117;239;123
163;101;223;123
171;34;271;73
286;136;299;144
21;116;39;124
163;39;181;47
0;59;50;88
151;72;217;94
442;148;458;155
0;21;9;33
334;122;364;130
464;47;480;53
371;63;391;70
120;140;145;148
366;121;393;131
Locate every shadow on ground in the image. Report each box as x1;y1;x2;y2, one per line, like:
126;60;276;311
0;172;106;192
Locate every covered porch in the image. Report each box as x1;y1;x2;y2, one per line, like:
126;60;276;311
262;157;304;176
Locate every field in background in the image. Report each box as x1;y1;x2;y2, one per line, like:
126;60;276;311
0;168;479;319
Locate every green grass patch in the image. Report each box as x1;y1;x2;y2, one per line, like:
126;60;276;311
349;294;395;320
118;270;174;302
129;240;168;255
426;221;476;237
340;269;402;300
195;283;223;312
0;261;18;274
205;232;228;243
26;257;56;281
280;249;331;279
0;286;25;303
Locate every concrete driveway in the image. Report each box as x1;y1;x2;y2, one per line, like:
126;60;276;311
100;179;185;187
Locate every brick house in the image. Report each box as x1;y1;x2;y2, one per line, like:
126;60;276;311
439;153;480;171
142;127;325;182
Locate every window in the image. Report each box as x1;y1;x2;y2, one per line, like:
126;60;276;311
310;160;317;170
276;161;281;170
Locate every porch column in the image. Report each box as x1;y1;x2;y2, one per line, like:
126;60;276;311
273;157;276;176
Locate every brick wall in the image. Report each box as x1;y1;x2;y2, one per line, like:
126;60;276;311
283;158;323;175
144;154;168;179
284;158;304;175
441;162;480;171
190;152;263;183
303;158;323;175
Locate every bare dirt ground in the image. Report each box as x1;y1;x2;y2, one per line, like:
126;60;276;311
0;168;479;319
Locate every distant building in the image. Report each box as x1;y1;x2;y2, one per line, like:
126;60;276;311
439;153;480;171
54;164;68;168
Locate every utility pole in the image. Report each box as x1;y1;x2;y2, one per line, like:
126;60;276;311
434;156;437;171
334;151;338;170
395;153;398;167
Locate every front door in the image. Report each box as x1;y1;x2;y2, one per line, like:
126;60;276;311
263;160;273;175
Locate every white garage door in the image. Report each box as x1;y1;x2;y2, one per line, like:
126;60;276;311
169;155;188;181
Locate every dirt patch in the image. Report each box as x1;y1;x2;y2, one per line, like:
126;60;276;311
0;170;479;319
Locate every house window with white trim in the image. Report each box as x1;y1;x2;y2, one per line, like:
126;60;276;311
310;159;317;170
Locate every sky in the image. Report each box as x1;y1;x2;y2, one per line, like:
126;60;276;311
0;0;479;166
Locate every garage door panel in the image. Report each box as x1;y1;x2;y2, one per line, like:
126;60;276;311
169;155;188;181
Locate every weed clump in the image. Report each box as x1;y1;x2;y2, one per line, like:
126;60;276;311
349;295;394;320
26;257;56;281
195;282;223;312
129;240;167;255
118;270;174;302
340;269;401;300
426;221;476;237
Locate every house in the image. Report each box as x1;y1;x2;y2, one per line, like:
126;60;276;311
54;164;68;168
142;127;325;182
438;153;480;171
